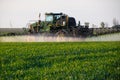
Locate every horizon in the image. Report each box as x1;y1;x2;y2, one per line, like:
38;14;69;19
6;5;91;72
0;0;120;28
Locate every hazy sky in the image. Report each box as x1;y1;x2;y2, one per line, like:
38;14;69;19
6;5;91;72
0;0;120;28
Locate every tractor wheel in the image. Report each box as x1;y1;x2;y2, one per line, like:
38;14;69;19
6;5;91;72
55;29;68;37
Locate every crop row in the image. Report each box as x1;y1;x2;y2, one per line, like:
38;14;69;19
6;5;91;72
0;42;120;80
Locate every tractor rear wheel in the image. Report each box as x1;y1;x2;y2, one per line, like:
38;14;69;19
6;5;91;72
55;29;68;37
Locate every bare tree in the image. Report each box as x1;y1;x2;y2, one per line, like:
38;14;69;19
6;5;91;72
113;18;119;26
100;22;105;28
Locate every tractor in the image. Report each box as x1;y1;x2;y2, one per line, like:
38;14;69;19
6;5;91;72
29;13;76;34
28;12;91;36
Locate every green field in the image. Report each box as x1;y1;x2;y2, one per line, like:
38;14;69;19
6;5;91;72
0;42;120;80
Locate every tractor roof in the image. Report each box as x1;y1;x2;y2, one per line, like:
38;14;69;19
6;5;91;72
45;12;63;15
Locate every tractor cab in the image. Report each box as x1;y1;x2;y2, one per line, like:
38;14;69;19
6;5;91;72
45;13;68;27
45;13;62;22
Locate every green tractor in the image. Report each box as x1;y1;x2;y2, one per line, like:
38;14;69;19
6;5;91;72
28;12;77;36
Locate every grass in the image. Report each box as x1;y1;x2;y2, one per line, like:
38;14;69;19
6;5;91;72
0;42;120;80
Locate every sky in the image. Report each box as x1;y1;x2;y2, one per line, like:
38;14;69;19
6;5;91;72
0;0;120;28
